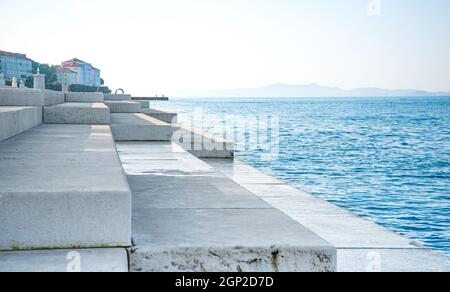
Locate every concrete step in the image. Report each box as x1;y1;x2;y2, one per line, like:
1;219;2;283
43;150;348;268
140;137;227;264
135;100;150;109
0;125;131;250
44;103;110;124
104;101;142;113
110;113;174;141
104;94;132;101
143;108;177;124
172;124;235;159
0;106;42;143
0;248;128;272
116;142;336;272
65;92;104;103
0;88;64;106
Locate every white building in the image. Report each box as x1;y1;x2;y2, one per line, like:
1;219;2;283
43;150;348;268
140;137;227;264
0;50;33;81
61;58;101;87
55;67;77;86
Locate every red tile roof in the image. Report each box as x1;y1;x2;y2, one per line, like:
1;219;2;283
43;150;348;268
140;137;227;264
62;62;81;67
62;58;88;65
55;67;77;73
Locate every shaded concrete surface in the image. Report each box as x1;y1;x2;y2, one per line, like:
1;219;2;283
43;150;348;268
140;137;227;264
44;102;110;124
0;106;42;142
143;108;178;124
64;92;104;103
0;125;131;250
104;94;132;101
135;100;150;109
172;123;235;159
0;248;128;272
104;101;142;113
111;113;174;141
204;158;450;272
116;142;336;272
0;88;64;106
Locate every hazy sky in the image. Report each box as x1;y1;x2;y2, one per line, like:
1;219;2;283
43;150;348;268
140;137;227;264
1;0;449;95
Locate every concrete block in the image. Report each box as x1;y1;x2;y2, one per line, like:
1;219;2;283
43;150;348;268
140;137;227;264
173;124;235;159
0;88;64;106
44;103;110;124
0;248;128;272
0;125;131;250
133;245;335;272
143;108;177;123
104;101;141;113
111;113;173;141
135;100;150;109
132;209;336;272
104;94;132;101
65;92;104;103
0;107;42;142
44;90;65;106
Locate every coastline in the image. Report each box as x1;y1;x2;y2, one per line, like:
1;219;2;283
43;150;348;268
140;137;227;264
0;88;448;272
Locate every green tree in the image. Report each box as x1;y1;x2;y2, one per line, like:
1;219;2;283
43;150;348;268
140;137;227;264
30;61;58;89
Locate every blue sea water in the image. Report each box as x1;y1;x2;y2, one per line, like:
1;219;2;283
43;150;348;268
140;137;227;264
153;97;450;257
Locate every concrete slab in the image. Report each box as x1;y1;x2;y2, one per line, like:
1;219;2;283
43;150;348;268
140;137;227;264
44;102;110;124
0;106;42;142
128;175;272;210
0;125;131;250
65;92;104;103
116;142;336;272
111;113;174;141
132;209;335;272
143;108;178;124
0;248;128;272
105;101;141;113
104;94;132;101
173;124;235;159
0;88;64;106
135;100;150;109
337;248;449;272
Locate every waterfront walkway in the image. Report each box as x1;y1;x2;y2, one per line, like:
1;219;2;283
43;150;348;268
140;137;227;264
0;88;448;272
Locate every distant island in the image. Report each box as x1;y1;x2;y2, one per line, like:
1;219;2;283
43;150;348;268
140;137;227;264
170;83;450;98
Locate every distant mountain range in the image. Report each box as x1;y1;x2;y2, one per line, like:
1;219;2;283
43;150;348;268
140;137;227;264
170;83;450;98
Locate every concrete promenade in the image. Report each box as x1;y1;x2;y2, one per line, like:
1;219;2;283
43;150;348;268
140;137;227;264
0;88;448;272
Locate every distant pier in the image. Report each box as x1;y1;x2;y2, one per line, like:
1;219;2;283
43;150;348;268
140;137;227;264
132;96;169;101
